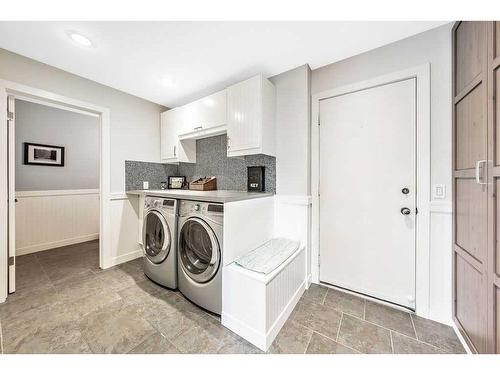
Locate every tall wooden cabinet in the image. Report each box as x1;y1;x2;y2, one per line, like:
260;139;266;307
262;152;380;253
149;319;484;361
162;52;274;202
452;21;500;354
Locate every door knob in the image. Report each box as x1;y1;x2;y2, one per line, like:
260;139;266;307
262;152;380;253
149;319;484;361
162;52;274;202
401;187;409;194
401;207;411;215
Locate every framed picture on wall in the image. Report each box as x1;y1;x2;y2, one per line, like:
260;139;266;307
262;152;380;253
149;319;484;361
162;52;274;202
24;142;65;167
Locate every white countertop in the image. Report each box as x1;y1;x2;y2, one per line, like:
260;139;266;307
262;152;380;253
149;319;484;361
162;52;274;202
126;189;274;203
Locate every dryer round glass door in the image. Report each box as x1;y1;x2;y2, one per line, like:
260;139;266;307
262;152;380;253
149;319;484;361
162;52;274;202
142;210;171;264
178;217;220;283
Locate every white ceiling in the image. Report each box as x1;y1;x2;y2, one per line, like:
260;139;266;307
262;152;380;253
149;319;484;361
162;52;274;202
0;21;447;107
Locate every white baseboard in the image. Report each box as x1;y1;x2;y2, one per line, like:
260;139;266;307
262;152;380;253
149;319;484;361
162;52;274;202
106;248;143;269
451;320;472;354
222;279;306;351
16;233;99;256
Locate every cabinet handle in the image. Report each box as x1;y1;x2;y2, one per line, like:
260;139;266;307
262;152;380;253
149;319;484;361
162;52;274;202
227;136;230;150
475;160;487;185
194;126;203;131
173;145;176;157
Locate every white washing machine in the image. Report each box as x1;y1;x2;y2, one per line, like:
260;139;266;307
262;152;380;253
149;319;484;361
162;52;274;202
177;200;223;314
142;196;177;289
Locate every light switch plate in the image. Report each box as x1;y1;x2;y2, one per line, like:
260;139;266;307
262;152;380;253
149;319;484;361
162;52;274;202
432;184;446;199
143;181;149;190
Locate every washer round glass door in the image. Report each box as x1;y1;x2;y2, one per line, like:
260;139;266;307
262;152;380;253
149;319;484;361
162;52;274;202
179;217;220;283
142;210;171;264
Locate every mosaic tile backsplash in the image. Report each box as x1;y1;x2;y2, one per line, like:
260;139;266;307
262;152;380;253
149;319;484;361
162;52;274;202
125;135;276;193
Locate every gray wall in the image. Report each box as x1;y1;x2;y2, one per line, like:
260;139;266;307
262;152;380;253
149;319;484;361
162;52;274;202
15;99;100;191
125;135;276;193
269;64;311;196
0;48;166;192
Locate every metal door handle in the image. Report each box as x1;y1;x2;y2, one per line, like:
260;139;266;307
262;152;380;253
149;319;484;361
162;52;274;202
475;160;487;185
401;207;411;215
194;126;203;130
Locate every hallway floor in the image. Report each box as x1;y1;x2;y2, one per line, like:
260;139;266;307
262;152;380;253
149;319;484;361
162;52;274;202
0;241;465;354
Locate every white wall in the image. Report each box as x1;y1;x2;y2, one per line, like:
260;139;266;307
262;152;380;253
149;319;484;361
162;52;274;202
15;99;100;191
311;23;453;324
0;48;166;266
15;190;99;255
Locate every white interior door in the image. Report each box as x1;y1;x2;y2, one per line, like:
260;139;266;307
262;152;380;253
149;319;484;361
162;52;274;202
319;78;416;309
7;95;15;293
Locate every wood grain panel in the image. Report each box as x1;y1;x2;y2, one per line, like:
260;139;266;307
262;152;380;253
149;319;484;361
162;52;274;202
497;68;500;166
455;84;487;170
15;190;99;255
497;288;500;353
456;22;485;95
455;255;487;353
455;179;488;263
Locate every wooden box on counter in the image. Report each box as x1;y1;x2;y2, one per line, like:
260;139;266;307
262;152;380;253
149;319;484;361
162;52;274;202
189;177;217;191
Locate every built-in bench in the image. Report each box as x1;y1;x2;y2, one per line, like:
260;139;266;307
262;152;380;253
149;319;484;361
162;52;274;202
221;238;307;351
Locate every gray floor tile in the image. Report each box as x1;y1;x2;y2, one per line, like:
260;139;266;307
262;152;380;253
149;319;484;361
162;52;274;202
301;284;328;305
337;314;392;354
128;333;180;354
364;301;416;338
78;299;156;354
268;319;313;354
391;332;444;354
217;336;263;354
292;299;342;340
170;325;223;354
305;332;358;354
412;315;466;354
323;288;365;318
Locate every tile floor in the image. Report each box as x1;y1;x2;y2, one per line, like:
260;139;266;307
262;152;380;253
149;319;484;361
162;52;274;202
0;240;466;354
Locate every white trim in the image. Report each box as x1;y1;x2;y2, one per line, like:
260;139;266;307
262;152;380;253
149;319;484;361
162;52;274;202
107;248;143;268
16;233;99;256
0;79;111;303
13;94;100;118
110;191;130;200
451;321;472;354
15;189;99;198
311;64;431;318
430;200;453;214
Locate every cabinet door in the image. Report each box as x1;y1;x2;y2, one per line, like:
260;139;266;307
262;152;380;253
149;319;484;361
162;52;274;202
227;76;262;155
161;109;180;160
183;90;227;133
453;21;489;353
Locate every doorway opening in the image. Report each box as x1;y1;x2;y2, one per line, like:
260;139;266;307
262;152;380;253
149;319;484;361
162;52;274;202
8;97;100;296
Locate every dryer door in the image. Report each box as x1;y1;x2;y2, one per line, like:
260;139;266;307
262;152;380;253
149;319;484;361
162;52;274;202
143;210;171;264
178;217;220;283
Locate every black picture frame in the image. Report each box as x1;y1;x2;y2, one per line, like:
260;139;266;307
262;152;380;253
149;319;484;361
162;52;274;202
168;176;186;189
24;142;65;167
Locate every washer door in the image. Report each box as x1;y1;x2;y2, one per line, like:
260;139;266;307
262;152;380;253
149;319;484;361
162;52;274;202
142;210;171;264
178;217;220;283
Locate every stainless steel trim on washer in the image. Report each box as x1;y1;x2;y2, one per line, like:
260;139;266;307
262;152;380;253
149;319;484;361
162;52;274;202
178;216;220;283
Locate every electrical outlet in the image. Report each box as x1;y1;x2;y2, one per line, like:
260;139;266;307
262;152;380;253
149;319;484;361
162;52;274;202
432;184;446;199
143;181;149;190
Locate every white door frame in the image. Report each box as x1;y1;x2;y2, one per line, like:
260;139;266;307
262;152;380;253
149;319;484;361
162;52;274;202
0;79;111;303
311;64;431;318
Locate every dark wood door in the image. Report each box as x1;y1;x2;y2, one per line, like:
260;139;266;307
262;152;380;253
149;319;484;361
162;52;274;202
453;21;490;353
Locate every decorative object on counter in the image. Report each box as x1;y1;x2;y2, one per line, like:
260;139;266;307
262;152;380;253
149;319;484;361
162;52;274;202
168;176;186;189
160;181;168;190
247;166;265;192
189;176;217;191
24;142;65;167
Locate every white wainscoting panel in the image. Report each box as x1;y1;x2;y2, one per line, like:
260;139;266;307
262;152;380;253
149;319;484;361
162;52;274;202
108;193;143;267
274;195;312;281
15;189;99;255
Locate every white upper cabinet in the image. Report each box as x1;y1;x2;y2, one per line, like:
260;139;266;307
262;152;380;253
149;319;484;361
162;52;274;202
180;89;227;138
161;107;196;164
160;74;276;163
226;75;276;157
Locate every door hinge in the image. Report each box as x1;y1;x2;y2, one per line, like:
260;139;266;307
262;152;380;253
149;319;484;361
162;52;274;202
7;111;14;121
8;256;14;266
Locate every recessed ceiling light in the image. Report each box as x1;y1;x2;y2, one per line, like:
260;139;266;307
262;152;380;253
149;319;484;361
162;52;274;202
68;32;93;47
